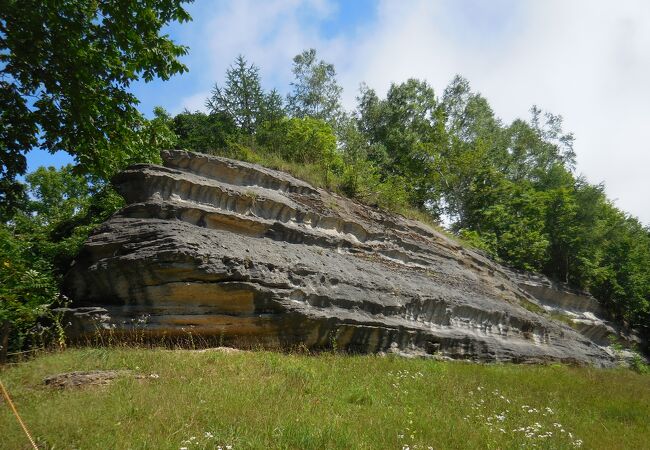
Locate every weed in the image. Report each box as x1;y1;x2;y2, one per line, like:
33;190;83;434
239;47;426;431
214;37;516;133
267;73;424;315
630;353;649;374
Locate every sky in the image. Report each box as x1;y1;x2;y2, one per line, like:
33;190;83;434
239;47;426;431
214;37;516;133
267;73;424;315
29;0;650;225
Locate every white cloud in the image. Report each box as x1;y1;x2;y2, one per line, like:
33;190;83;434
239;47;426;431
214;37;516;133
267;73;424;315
175;0;347;113
177;91;209;113
177;0;650;224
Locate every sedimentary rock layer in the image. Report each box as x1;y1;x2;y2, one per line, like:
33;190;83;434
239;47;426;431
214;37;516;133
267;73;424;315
65;150;615;366
509;271;641;348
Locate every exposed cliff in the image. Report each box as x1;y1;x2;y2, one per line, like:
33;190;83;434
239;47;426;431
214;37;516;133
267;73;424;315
64;150;620;366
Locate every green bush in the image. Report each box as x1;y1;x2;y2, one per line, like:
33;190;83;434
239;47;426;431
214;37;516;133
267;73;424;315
0;225;62;354
0;166;126;356
458;229;498;256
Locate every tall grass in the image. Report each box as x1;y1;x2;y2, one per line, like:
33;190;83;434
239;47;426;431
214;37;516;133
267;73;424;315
1;348;648;449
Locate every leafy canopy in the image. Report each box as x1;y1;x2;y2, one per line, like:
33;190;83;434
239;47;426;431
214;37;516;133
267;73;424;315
287;49;344;128
0;0;192;211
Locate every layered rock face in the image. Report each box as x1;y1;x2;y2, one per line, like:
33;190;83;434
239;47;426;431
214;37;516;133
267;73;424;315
510;271;641;348
65;150;616;366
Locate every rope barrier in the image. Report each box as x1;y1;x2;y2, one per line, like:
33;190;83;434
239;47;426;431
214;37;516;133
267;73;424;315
0;378;39;449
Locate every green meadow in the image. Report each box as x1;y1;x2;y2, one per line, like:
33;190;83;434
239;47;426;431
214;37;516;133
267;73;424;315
1;348;649;449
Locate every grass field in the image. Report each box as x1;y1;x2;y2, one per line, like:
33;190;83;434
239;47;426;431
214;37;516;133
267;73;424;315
1;347;649;449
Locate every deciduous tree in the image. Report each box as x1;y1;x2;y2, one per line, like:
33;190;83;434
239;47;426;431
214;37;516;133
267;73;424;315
0;0;192;213
287;49;343;127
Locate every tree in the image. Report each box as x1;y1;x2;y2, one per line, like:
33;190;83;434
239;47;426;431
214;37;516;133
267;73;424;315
206;55;265;135
338;121;383;199
255;89;287;148
145;107;179;152
172;110;237;153
280;118;339;166
438;75;504;227
0;0;191;213
23;166;90;225
1;223;60;353
355;79;443;210
503;108;575;187
287;49;343;127
1;163;125;353
259;89;285;124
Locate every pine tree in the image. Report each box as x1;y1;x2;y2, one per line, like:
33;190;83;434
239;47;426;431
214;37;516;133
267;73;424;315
207;55;265;135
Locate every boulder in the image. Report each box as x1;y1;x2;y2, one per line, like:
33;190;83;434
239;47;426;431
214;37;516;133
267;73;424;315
64;150;616;366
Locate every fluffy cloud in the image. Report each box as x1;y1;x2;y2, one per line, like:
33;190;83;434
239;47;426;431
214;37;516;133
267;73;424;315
341;0;650;223
175;0;342;110
176;0;650;223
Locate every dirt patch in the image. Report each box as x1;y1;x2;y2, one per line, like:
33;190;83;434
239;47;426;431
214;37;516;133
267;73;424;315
43;370;158;389
190;346;244;354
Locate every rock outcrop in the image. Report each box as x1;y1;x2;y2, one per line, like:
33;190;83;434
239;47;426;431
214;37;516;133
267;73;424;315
64;150;618;366
509;270;642;349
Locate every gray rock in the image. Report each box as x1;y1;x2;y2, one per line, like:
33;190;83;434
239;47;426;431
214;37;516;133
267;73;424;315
43;370;158;388
43;370;126;388
508;269;643;348
53;306;113;336
64;150;617;366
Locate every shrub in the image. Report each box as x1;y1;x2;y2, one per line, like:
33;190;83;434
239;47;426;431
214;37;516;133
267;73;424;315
0;225;63;355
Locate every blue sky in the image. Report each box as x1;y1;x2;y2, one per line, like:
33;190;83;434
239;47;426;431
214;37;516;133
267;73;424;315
28;0;650;224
